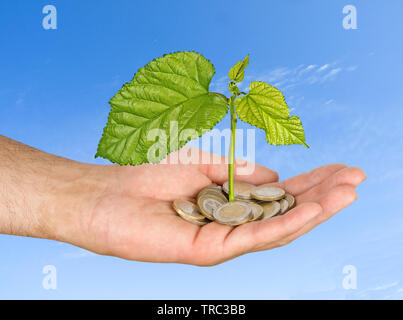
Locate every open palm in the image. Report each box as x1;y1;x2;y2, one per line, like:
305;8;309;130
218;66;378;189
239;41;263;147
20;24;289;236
85;148;365;266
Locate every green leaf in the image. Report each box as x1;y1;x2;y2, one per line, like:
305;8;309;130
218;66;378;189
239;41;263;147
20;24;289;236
228;55;249;82
96;51;229;165
235;81;308;147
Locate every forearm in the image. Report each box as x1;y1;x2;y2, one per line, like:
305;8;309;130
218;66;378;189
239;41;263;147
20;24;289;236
0;135;113;244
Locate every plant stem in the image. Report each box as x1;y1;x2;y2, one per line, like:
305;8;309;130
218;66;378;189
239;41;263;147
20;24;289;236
211;92;229;103
228;97;237;202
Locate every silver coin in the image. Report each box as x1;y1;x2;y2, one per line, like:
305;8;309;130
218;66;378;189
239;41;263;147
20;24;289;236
182;216;210;226
247;202;264;221
222;181;255;200
197;194;226;220
177;213;210;226
234;197;256;203
279;198;289;215
284;193;296;209
213;201;252;226
260;201;281;220
197;185;221;198
173;199;206;222
251;186;285;201
198;188;228;203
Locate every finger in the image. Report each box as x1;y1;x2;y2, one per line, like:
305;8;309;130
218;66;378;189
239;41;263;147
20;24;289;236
296;166;366;204
260;164;348;196
223;202;322;256
280;184;358;245
187;221;234;262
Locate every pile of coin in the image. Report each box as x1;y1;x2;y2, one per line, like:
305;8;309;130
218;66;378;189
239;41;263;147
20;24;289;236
172;181;295;226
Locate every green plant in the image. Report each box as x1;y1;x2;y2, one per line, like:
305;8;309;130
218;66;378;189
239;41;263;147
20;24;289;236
96;51;308;201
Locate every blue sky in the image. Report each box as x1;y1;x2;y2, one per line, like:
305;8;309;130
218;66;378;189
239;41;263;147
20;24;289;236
0;0;402;299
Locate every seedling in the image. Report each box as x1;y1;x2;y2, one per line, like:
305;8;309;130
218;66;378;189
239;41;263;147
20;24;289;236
96;52;308;201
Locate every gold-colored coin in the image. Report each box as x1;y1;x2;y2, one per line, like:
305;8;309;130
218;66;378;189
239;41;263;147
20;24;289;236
213;201;252;226
284;193;296;209
247;202;264;221
260;201;281;220
222;181;256;200
173;199;206;222
251;186;285;201
197;194;227;220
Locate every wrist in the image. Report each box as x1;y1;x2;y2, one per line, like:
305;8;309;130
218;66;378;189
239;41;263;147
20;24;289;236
43;163;118;249
0;135;119;247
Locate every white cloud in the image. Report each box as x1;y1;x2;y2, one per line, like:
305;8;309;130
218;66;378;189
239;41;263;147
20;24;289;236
15;90;28;106
347;66;358;71
371;282;399;291
355;282;403;299
300;64;317;74
322;68;342;81
240;62;350;91
210;61;357;104
317;64;329;72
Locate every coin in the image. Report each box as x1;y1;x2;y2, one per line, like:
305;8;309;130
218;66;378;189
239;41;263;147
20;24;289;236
250;186;285;201
185;217;210;226
197;194;227;220
247;202;264;221
260;201;281;220
178;213;210;226
279;198;289;215
234;197;256;203
284;193;295;209
222;181;255;199
198;188;228;203
173;199;206;222
213;201;252;226
197;185;221;198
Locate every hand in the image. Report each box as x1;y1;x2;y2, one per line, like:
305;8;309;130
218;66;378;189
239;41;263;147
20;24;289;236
0;136;366;266
74;147;366;266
